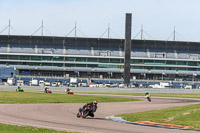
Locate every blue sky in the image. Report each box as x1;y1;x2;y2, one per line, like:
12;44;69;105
0;0;200;41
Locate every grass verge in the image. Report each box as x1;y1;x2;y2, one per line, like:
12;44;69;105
0;91;140;104
118;103;200;129
0;123;73;133
77;92;200;99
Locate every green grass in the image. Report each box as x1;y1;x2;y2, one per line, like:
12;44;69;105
0;91;140;104
118;104;200;129
77;92;200;99
0;123;73;133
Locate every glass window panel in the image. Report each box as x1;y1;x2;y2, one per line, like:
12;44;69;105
99;58;109;63
155;60;165;65
42;56;52;61
0;55;7;59
131;66;144;69
53;63;63;67
8;55;19;60
176;61;187;65
65;57;76;62
20;56;30;60
31;56;41;60
87;58;98;62
166;61;176;65
87;64;98;67
188;61;197;66
110;59;120;63
76;64;86;67
144;60;154;65
132;60;143;64
66;64;75;67
76;57;86;62
53;56;64;61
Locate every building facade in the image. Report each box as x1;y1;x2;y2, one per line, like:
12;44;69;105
0;35;200;81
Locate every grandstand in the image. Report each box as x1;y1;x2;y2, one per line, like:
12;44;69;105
0;35;200;82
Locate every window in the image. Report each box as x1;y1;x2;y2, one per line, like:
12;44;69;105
87;58;98;62
166;61;176;65
99;58;109;63
188;61;197;66
42;56;52;61
31;56;41;61
110;59;120;63
144;60;154;65
176;61;187;65
76;57;86;62
132;60;143;64
155;60;165;65
65;57;76;62
0;55;7;59
53;56;64;61
20;56;30;60
8;55;19;60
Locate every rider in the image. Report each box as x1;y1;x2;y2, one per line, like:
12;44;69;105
66;88;70;93
45;87;48;93
145;92;151;101
145;92;151;97
17;86;20;91
45;87;51;93
80;100;98;117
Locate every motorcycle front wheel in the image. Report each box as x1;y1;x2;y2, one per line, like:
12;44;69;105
77;113;80;118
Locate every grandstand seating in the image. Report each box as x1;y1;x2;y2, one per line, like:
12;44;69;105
1;40;200;60
131;48;147;57
0;43;8;53
10;43;35;53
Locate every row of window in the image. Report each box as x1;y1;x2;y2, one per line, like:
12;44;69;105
0;55;199;67
0;55;124;63
1;61;200;71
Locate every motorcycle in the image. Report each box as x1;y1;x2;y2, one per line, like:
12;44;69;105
77;105;94;118
145;92;151;102
16;87;24;92
147;96;151;102
44;88;52;93
66;89;73;94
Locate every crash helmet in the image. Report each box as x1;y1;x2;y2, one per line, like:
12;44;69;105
93;100;98;105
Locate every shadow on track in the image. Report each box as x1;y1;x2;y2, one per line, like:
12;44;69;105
85;117;107;121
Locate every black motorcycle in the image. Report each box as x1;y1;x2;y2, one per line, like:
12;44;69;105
147;96;151;102
77;105;95;118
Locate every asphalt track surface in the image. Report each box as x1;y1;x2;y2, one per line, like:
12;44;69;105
0;94;200;133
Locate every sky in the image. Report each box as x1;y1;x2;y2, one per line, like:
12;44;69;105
0;0;200;42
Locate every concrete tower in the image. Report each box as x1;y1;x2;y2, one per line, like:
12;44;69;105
124;13;132;86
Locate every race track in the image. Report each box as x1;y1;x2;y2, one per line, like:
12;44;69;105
0;94;199;133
